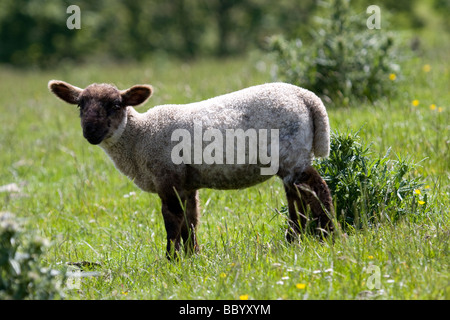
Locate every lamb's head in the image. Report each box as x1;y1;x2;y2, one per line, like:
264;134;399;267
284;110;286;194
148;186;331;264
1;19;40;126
48;80;152;145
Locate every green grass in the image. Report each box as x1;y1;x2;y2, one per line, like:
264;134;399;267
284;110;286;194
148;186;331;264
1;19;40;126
0;37;448;299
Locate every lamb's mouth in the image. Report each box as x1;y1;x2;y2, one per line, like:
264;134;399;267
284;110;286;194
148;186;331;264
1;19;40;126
84;132;107;145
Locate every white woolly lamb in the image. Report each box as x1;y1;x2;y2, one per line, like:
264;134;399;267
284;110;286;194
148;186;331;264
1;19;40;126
48;80;334;259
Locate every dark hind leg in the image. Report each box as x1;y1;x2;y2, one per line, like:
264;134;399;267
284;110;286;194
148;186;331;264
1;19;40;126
283;183;307;242
282;166;334;241
295;166;334;236
180;190;200;255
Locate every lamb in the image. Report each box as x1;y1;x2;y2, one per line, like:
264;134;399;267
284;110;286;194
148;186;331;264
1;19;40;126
48;80;334;259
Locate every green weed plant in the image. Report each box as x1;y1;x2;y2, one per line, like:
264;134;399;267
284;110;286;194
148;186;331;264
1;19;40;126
315;129;425;228
0;212;62;299
269;0;400;103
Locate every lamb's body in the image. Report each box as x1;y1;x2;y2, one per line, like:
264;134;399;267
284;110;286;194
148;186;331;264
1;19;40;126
48;80;334;259
101;83;329;193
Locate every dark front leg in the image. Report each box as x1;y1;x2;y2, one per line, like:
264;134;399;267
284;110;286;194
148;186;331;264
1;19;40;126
160;194;185;260
180;190;200;255
160;188;200;260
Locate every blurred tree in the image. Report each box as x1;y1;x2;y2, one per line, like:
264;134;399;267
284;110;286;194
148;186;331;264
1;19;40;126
269;0;401;103
434;0;450;29
214;0;241;56
0;0;318;67
0;0;77;67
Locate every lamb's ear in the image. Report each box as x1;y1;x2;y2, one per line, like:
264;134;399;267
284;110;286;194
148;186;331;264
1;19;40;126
48;80;82;105
120;85;153;106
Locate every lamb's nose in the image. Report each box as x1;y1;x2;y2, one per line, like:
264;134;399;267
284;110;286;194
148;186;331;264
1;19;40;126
83;123;105;145
84;123;96;135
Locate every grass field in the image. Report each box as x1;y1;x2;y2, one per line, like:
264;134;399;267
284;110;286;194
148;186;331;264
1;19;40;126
0;31;448;300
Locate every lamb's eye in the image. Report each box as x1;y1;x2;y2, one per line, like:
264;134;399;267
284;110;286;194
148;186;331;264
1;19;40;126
108;102;120;111
106;103;121;115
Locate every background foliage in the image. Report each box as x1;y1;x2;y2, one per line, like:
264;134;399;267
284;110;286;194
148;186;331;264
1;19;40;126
1;0;448;68
0;0;318;67
269;0;400;103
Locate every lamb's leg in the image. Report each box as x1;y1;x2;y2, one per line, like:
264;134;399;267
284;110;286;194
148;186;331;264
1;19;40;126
180;190;199;255
295;166;334;236
160;193;185;260
284;184;307;242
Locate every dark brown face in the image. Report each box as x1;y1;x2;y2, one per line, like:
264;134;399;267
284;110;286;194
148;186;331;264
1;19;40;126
78;84;124;145
48;80;153;145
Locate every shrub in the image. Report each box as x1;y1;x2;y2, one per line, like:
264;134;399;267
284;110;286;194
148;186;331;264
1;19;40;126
269;0;400;104
314;129;426;228
0;212;62;299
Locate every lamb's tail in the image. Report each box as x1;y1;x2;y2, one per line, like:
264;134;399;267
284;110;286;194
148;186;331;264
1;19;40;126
310;96;330;158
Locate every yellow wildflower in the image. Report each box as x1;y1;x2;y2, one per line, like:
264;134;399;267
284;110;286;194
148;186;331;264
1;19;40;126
239;294;249;300
219;272;227;278
429;104;436;111
418;200;425;205
422;64;431;72
438;107;443;113
412;100;419;107
368;255;374;259
389;73;396;81
414;189;421;195
296;283;306;289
